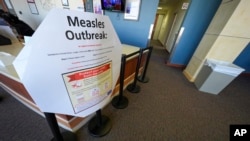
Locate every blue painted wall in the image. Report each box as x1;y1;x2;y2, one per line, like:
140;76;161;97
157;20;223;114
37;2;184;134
234;43;250;73
104;0;158;48
169;0;222;65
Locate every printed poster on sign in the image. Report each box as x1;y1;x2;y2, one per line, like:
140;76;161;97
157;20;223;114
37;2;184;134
62;62;112;114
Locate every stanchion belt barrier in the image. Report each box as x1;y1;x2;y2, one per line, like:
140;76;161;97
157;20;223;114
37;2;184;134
112;49;141;108
88;47;153;137
137;46;153;83
127;48;143;93
112;54;129;109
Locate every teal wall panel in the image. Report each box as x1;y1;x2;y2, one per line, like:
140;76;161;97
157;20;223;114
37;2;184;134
104;0;159;48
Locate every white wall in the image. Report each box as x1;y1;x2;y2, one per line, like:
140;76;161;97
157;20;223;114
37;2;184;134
10;0;84;30
158;13;169;45
153;14;163;40
157;7;176;48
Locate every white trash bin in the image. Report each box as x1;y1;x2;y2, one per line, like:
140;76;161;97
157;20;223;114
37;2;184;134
194;59;245;95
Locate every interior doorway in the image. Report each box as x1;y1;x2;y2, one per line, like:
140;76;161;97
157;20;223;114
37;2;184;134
165;12;178;52
151;14;164;40
150;0;190;52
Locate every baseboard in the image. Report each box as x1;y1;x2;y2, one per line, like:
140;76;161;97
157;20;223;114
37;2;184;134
165;61;186;70
183;70;195;82
240;72;250;77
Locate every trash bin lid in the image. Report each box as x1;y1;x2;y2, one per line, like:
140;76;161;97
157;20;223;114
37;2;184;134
205;59;245;76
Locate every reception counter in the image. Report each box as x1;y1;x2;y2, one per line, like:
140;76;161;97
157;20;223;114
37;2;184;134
0;42;145;132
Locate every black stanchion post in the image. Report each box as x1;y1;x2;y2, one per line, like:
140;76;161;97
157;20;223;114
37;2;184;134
138;46;153;83
88;109;112;137
112;54;128;109
44;112;77;141
127;48;143;93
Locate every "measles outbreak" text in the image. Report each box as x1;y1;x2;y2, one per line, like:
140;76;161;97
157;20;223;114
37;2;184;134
65;16;108;40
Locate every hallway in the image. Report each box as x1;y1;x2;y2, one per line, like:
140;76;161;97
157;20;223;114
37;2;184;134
149;39;172;66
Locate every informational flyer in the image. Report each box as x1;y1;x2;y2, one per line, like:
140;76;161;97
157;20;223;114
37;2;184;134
124;0;141;20
62;62;112;114
13;8;122;117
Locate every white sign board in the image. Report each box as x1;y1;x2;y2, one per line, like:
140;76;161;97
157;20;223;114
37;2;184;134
13;8;122;117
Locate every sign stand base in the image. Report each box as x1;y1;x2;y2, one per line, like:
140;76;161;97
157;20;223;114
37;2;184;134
44;112;77;141
88;109;112;137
